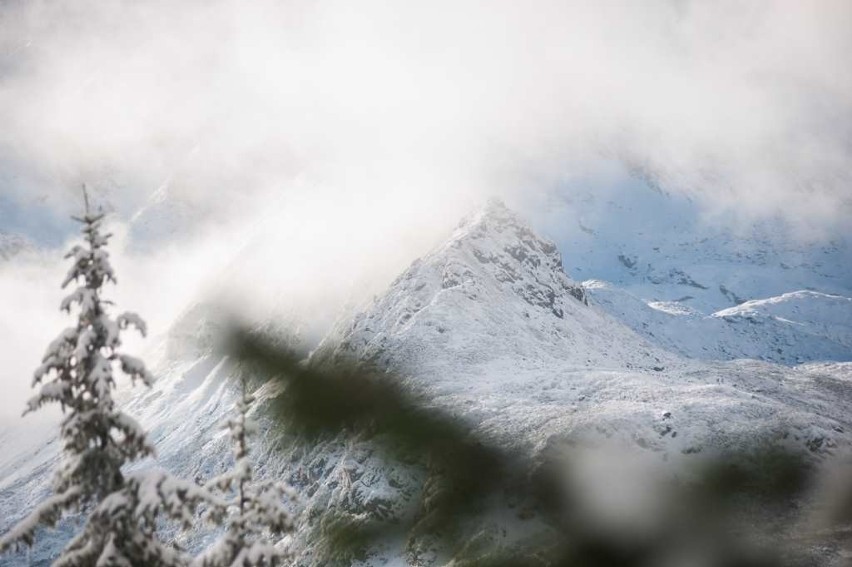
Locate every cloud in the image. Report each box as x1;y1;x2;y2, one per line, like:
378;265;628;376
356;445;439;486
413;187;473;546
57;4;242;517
0;254;67;423
0;0;848;228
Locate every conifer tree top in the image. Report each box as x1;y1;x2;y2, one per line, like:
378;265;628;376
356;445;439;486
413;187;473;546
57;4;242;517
1;186;223;566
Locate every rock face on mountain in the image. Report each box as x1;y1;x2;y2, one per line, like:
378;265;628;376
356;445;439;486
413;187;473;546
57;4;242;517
318;200;675;375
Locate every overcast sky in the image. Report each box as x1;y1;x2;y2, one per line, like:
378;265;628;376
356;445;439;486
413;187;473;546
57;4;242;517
1;0;850;229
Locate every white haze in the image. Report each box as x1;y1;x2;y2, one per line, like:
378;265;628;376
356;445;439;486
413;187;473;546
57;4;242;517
1;0;851;418
1;0;850;222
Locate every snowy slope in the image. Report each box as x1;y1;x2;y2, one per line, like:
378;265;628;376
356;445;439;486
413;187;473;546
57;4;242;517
317;200;677;374
531;181;852;315
714;290;852;339
126;185;203;250
520;181;852;365
586;281;852;364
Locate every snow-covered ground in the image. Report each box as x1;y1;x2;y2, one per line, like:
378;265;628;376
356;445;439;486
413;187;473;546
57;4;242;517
586;281;852;364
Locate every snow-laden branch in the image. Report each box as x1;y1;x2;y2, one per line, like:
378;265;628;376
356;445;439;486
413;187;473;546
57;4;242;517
193;380;296;566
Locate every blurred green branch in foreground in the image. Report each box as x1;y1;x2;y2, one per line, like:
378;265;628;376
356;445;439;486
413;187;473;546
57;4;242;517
228;328;850;567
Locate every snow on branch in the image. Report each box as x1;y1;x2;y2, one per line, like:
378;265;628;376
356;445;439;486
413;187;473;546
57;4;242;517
0;487;81;552
193;380;296;566
118;311;148;337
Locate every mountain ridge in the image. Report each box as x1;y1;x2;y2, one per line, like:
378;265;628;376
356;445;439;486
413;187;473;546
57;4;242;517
315;199;677;376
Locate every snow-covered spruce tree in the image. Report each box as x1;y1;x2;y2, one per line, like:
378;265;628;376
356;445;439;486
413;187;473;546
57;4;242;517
194;379;294;567
0;196;223;566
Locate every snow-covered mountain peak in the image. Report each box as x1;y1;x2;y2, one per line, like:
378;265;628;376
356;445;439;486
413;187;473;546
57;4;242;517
440;198;587;313
311;203;851;465
454;197;527;234
318;202;673;373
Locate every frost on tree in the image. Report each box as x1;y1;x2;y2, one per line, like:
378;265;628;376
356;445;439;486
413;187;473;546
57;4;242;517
0;202;222;566
194;380;295;567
